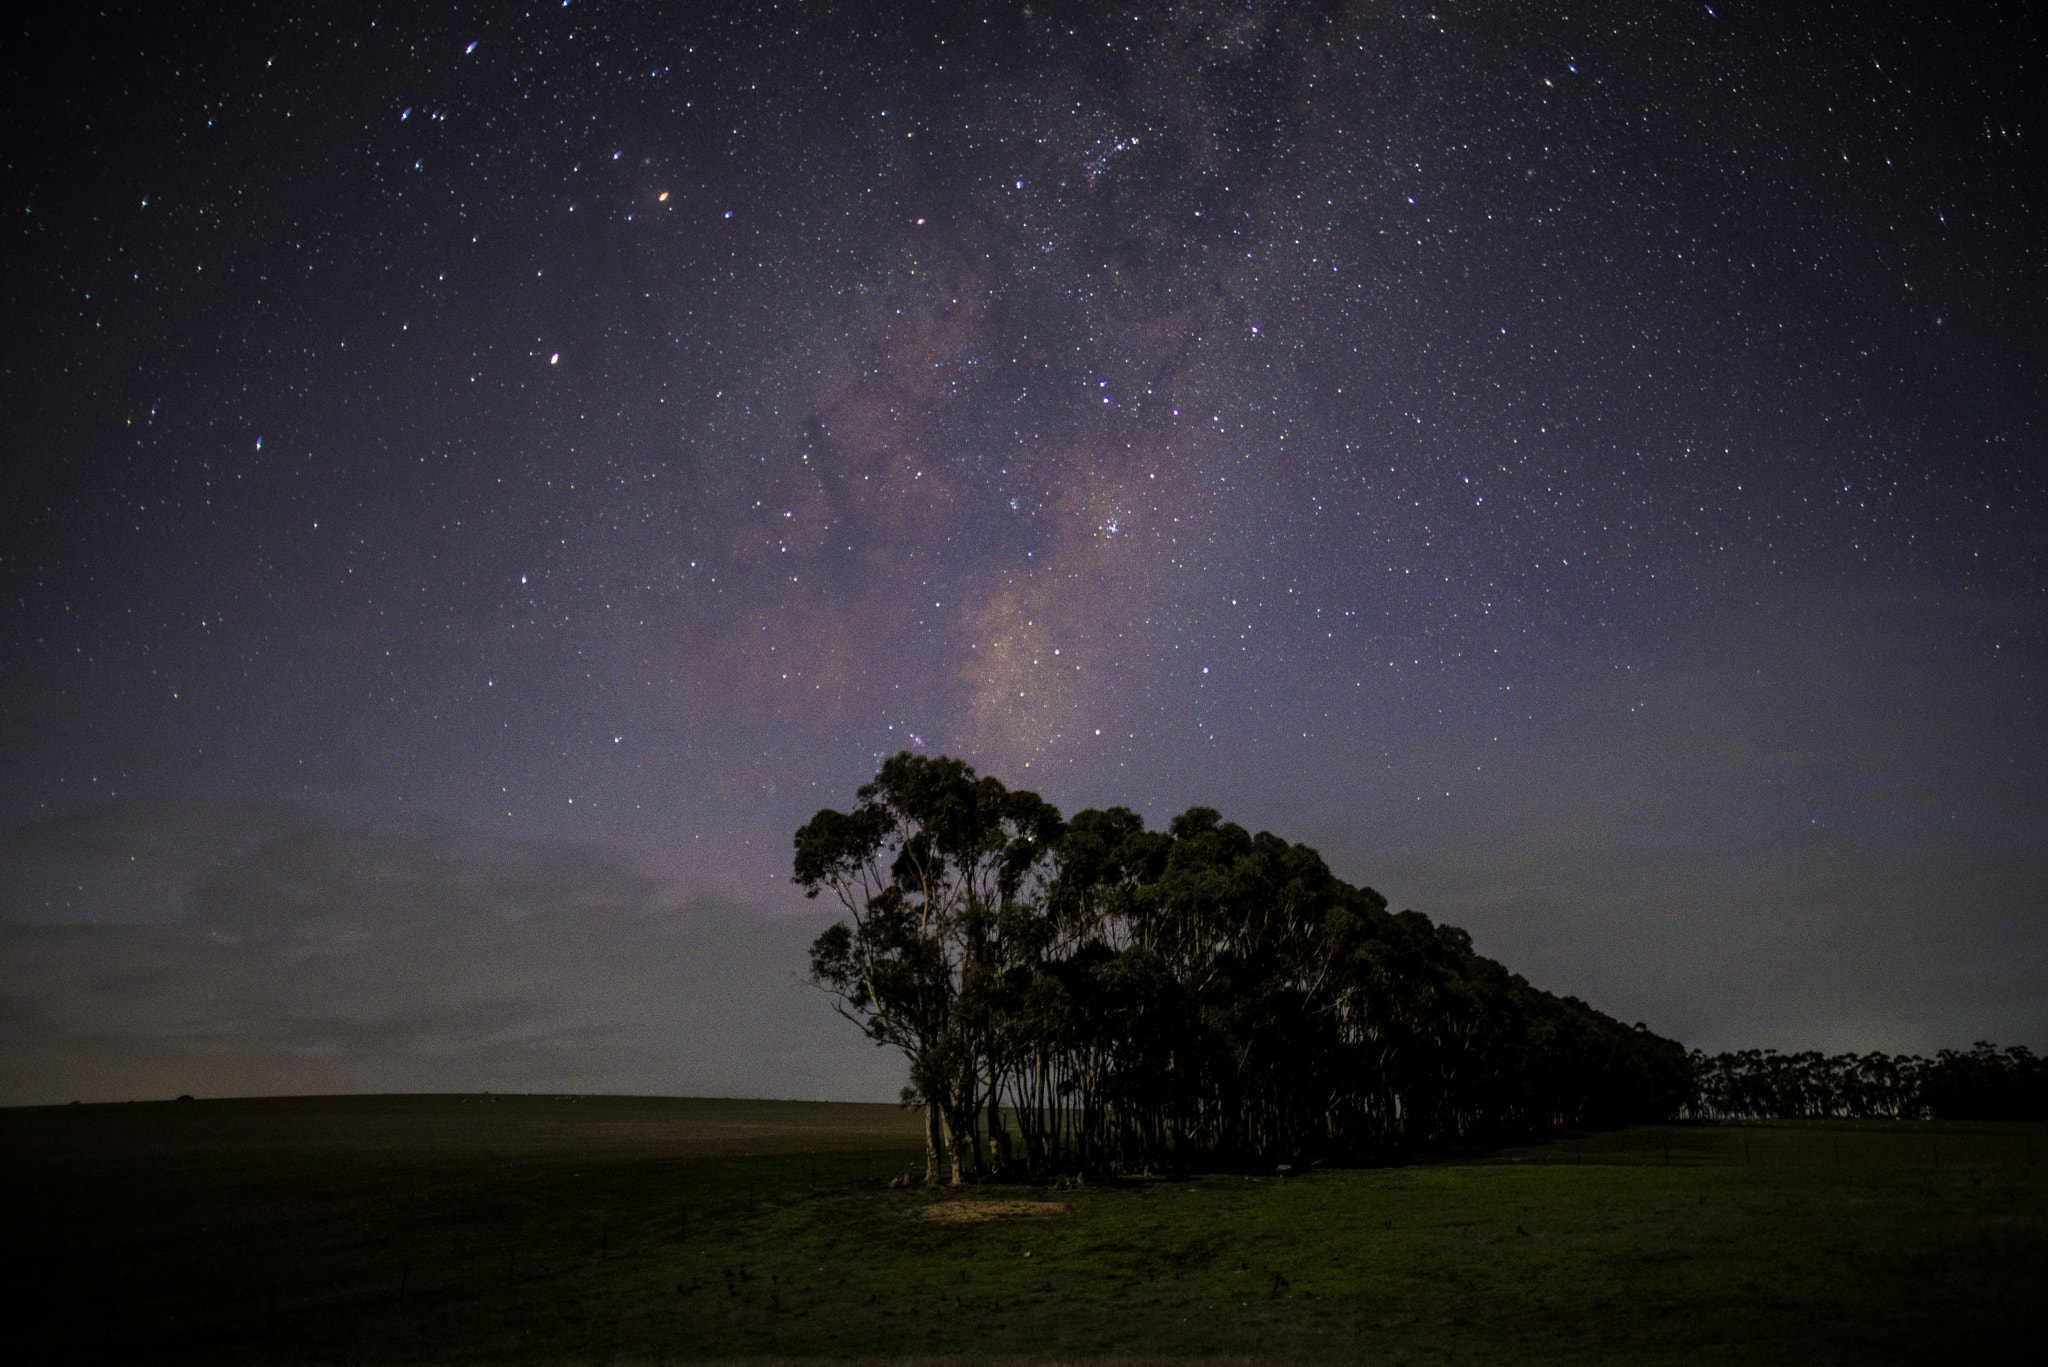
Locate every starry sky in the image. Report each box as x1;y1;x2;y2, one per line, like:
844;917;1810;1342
3;1;2042;1106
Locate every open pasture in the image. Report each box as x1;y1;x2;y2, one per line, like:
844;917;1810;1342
4;1095;2043;1365
1485;1114;2046;1170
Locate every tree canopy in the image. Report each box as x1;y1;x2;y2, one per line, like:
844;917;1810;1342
795;752;1690;1182
1684;1042;2047;1122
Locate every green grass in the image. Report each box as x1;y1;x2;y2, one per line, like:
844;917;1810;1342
4;1096;2043;1364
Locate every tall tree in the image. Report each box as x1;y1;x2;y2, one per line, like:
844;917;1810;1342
795;751;1060;1183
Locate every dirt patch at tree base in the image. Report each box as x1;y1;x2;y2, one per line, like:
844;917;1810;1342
911;1199;1070;1222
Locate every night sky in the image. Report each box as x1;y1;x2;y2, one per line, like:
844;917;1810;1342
4;1;2042;1106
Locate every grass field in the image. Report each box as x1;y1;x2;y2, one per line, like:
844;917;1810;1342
5;1095;2043;1365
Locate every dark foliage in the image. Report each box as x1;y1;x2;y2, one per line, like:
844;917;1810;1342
1685;1041;2048;1122
794;753;1689;1180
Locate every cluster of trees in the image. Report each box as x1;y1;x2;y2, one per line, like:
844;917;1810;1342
795;753;1691;1184
1686;1042;2048;1122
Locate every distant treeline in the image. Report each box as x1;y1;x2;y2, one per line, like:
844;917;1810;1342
795;753;1690;1184
1686;1042;2048;1122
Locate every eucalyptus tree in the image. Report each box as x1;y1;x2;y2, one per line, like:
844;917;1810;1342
795;751;1061;1183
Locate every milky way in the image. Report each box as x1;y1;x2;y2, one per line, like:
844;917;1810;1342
2;1;2041;1103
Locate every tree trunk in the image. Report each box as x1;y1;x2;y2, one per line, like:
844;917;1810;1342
986;1085;1008;1176
923;1102;943;1185
943;1110;969;1185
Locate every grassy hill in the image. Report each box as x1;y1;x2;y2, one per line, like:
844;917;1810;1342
4;1094;2042;1364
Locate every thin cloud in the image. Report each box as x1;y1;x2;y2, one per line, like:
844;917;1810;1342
0;814;899;1106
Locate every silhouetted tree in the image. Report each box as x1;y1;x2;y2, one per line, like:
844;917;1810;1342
795;752;1060;1183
